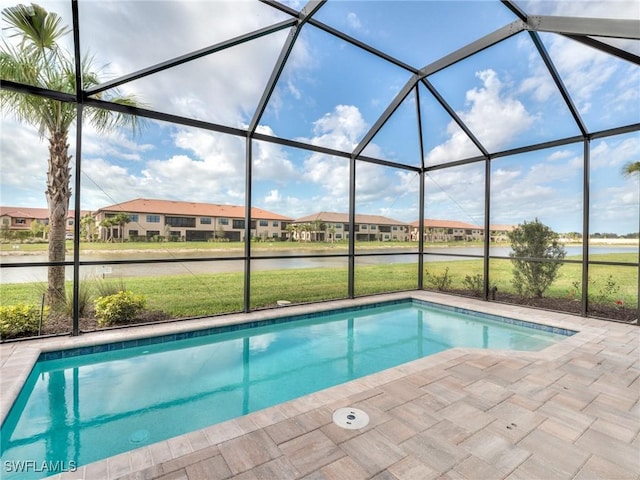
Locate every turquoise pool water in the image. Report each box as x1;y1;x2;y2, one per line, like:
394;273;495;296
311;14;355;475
1;299;573;478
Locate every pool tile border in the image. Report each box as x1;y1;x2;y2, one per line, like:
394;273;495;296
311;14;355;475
36;297;576;363
38;298;414;361
412;299;578;337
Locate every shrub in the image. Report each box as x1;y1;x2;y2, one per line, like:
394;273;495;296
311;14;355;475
59;280;94;317
94;276;127;298
425;267;452;291
0;303;48;339
572;275;621;305
508;218;566;298
94;291;146;327
463;273;484;295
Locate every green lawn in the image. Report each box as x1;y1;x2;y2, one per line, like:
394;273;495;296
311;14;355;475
1;254;636;320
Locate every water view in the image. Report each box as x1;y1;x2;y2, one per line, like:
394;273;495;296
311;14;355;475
1;245;636;284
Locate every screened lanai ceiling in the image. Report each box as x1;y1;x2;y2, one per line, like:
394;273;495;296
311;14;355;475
1;0;639;232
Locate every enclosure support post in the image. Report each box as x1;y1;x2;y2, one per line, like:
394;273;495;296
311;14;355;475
581;139;590;317
483;157;492;301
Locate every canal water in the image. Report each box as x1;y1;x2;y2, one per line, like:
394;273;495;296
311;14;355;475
0;246;636;284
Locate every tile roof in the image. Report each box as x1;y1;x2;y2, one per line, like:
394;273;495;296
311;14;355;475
489;224;516;231
97;198;292;221
409;219;517;231
410;219;481;229
0;206;83;219
293;211;408;226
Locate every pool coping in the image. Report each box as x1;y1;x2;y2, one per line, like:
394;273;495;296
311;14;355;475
0;291;608;479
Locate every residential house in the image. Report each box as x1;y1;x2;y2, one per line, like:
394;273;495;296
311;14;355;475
489;224;516;242
292;212;410;242
94;198;292;242
0;206;84;238
409;220;517;243
410;219;483;242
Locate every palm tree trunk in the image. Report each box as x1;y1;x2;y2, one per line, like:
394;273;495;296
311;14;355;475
46;130;71;309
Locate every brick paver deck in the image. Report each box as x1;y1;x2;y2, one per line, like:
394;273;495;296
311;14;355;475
2;292;638;480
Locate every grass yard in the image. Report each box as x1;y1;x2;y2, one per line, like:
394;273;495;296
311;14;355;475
1;253;636;337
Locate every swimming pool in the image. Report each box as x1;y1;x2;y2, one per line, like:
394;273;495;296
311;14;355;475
0;299;574;478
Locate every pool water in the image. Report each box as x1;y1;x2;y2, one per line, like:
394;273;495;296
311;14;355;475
1;300;573;477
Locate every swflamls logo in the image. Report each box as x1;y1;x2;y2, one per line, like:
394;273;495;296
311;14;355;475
3;460;78;473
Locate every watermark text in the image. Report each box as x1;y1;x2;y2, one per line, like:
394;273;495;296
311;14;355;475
4;460;77;474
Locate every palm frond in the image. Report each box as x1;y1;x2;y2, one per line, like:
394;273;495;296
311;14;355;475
622;161;640;177
2;3;70;52
85;95;147;136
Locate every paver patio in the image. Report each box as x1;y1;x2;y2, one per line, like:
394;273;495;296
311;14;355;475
2;292;638;480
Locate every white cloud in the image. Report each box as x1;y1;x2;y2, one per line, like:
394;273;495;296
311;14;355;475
520;0;640;20
305;104;369;150
346;12;364;32
252;125;298;182
461;70;537;151
590;181;639;234
0;122;48;193
425;69;537;164
264;189;282;204
548;150;574;161
424;166;486;223
74;1;292;128
591;136;640;170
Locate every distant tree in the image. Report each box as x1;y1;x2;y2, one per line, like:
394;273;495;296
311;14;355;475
1;223;11;240
310;219;325;242
285;223;297;241
80;213;96;242
1;4;143;308
564;232;582;241
112;213;131;242
214;225;226;241
508;218;566;298
30;219;45;239
327;225;336;243
100;217;117;242
622;161;640;177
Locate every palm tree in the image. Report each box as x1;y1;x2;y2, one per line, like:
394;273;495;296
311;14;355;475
285;223;297;241
327;225;336;243
111;212;131;242
99;217;117;242
310;219;325;242
622;161;640;177
1;4;142;308
80;213;96;242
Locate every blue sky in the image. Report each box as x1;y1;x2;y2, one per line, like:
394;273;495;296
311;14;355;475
1;0;638;234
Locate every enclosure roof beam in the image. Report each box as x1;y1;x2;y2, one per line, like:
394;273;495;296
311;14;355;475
529;31;588;137
420;78;490;158
563;35;640;66
420;20;526;77
86;19;297;97
248;1;326;135
0;79;76;103
307;19;418;74
526;15;640;40
352;75;419;159
500;0;528;22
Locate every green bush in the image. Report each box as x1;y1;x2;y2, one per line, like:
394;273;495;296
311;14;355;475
425;267;452;291
0;303;48;339
463;273;484;295
63;281;94;317
508;218;566;298
94;276;127;298
94;291;146;327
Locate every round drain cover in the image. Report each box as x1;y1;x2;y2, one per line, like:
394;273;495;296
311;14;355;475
332;407;370;430
129;429;150;444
